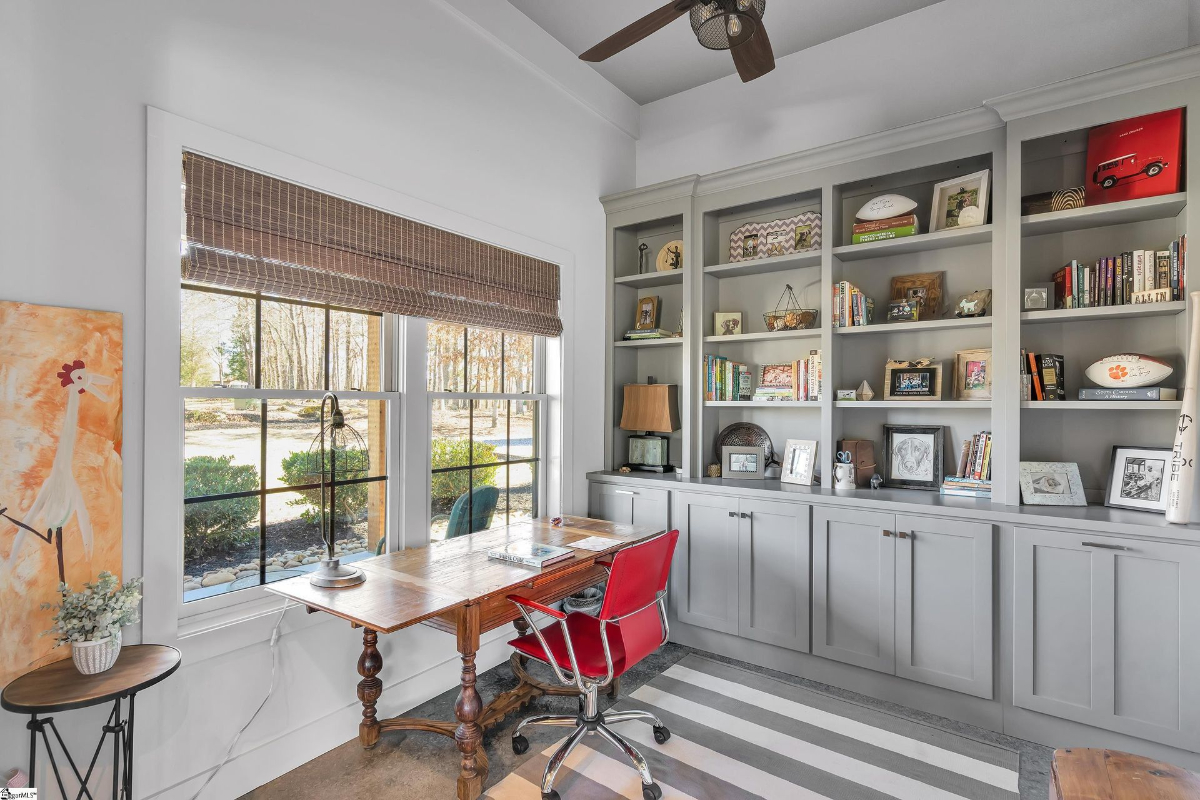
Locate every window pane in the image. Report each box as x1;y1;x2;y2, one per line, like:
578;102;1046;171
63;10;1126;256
338;399;388;478
330;310;381;392
182;495;260;602
473;466;505;531
270;398;387;492
184;398;261;498
509;400;538;461
427;321;466;392
431;399;471;469
504;333;535;394
467;328;502;393
264;490;326;582
472;399;507;464
180;288;255;388
506;461;538;525
260;300;325;390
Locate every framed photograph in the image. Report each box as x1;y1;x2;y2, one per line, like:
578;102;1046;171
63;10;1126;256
1023;283;1052;310
758;362;794;389
714;312;743;336
634;295;661;330
835;389;857;401
722;445;766;480
1019;461;1087;506
1106;446;1171;513
887;299;920;322
883;424;945;490
930;169;990;232
953;348;993;400
780;439;818;486
890;272;944;318
883;358;943;400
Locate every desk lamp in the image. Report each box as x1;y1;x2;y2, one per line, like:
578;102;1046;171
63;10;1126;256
306;392;368;587
619;383;681;473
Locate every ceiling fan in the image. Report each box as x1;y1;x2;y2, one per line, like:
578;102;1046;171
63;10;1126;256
580;1;775;83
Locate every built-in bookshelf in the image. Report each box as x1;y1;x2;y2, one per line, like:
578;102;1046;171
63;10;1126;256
601;68;1197;516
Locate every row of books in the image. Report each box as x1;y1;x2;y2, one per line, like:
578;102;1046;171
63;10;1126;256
942;431;993;498
1051;235;1186;309
1021;351;1065;401
624;328;675;340
702;352;824;402
851;213;919;245
832;280;874;327
704;355;753;401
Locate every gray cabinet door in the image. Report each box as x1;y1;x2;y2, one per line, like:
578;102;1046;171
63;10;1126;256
1014;527;1200;751
587;482;670;531
812;506;896;673
894;514;993;698
738;498;811;652
673;491;740;634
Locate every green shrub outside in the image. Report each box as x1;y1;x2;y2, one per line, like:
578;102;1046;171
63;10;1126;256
431;437;499;508
183;455;259;558
280;449;370;525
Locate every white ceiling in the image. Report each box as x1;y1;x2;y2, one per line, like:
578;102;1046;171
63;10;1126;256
507;0;948;104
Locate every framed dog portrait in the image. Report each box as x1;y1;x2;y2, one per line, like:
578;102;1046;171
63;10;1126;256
883;424;945;490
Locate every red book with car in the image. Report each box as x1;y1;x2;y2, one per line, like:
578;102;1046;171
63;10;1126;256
1085;108;1184;205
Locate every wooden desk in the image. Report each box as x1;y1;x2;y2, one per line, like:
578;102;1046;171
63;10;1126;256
266;516;664;800
1051;748;1200;799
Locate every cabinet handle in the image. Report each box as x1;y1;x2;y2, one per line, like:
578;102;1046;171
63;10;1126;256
1082;541;1131;551
740;512;750;519
897;531;911;539
613;489;637;496
728;511;737;517
882;530;893;537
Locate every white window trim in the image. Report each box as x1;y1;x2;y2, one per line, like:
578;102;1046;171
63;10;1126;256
144;108;574;661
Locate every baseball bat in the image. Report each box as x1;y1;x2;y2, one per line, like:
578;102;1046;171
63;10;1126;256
1166;290;1200;523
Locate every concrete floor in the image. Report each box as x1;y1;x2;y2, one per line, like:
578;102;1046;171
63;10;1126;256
241;644;1054;799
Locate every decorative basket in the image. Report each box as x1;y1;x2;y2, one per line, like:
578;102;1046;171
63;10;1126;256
763;283;819;331
72;630;122;675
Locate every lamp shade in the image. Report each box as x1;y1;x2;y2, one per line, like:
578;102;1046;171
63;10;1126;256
619;384;681;433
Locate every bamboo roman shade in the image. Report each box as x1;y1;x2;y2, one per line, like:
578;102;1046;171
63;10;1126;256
181;152;562;337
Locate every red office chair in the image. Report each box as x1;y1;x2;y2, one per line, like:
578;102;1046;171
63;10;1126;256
507;529;680;800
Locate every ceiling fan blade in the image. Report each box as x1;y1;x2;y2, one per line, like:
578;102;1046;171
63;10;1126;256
730;11;775;82
579;1;694;62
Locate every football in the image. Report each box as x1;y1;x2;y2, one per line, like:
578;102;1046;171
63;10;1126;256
857;194;917;221
1084;353;1174;388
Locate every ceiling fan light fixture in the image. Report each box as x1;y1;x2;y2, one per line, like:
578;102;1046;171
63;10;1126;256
689;0;764;50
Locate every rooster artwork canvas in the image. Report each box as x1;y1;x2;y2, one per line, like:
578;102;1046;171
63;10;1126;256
0;300;123;685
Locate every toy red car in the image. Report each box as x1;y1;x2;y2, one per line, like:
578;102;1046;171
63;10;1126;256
1092;152;1168;190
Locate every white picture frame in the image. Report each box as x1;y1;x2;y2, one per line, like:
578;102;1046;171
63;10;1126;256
1019;461;1087;506
930;169;990;232
780;439;818;486
1105;445;1171;513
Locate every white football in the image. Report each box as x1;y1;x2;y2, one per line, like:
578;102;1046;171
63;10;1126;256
857;194;917;221
1084;353;1173;388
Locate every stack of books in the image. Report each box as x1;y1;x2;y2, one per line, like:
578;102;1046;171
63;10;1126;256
832;280;874;327
1021;351;1065;401
942;431;992;497
624;328;674;340
1051;235;1186;309
851;214;919;245
704;355;752;401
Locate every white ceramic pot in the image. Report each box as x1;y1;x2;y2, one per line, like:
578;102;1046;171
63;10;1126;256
72;630;122;675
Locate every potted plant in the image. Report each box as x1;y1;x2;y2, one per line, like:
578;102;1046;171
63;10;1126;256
42;572;143;675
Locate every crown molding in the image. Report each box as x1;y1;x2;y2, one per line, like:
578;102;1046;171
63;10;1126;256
985;45;1200;121
692;106;1003;196
601;175;700;214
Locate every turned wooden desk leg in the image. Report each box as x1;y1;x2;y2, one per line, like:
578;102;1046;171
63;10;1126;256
357;628;383;749
512;615;530;668
455;604;485;800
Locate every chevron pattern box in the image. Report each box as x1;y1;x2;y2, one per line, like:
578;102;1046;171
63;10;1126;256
729;211;822;262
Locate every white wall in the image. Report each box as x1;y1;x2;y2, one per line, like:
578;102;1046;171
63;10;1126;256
635;0;1191;186
0;0;633;796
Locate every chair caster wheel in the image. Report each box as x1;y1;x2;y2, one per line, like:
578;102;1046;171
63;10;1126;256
542;791;560;800
642;783;662;800
512;734;529;755
653;725;671;744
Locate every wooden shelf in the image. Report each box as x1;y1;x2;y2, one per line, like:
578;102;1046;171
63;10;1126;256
703;251;821;278
1021;301;1185;324
835;317;992;336
831;225;992;261
704;329;820;344
1021;192;1186;237
1022;400;1182;410
614;270;684;289
613;338;682;349
704;400;820;408
836;400;992;409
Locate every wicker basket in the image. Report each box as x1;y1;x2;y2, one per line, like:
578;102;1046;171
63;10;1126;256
763;283;818;331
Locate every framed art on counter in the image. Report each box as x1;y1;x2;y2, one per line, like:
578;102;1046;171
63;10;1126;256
883;424;944;490
1106;446;1170;513
780;439;818;486
722;445;766;480
1019;462;1087;506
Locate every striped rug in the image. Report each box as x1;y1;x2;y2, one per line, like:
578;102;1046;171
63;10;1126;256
485;654;1020;800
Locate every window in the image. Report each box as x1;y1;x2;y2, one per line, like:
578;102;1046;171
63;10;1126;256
427;322;544;541
180;285;388;603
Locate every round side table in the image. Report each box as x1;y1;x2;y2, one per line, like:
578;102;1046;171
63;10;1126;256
1;644;181;800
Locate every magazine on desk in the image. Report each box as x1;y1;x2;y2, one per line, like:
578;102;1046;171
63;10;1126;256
488;541;575;568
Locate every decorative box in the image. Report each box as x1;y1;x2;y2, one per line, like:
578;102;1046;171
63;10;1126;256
1085;108;1184;205
1020;187;1085;215
729;211;822;262
837;439;876;488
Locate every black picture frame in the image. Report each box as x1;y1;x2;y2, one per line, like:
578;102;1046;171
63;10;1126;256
887;367;938;398
1105;445;1172;513
883;424;945;490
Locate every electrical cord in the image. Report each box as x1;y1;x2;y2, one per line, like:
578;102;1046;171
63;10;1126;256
190;600;293;800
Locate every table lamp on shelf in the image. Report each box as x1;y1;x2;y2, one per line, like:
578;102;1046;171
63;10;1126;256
619;383;681;473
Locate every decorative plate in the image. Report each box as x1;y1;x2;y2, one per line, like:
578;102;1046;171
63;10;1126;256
714;422;776;465
656;240;684;271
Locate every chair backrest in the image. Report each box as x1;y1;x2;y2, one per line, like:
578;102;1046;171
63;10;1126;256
598;529;678;669
446;485;499;539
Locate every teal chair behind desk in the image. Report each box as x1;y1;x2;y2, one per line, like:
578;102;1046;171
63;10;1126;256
445;485;500;539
